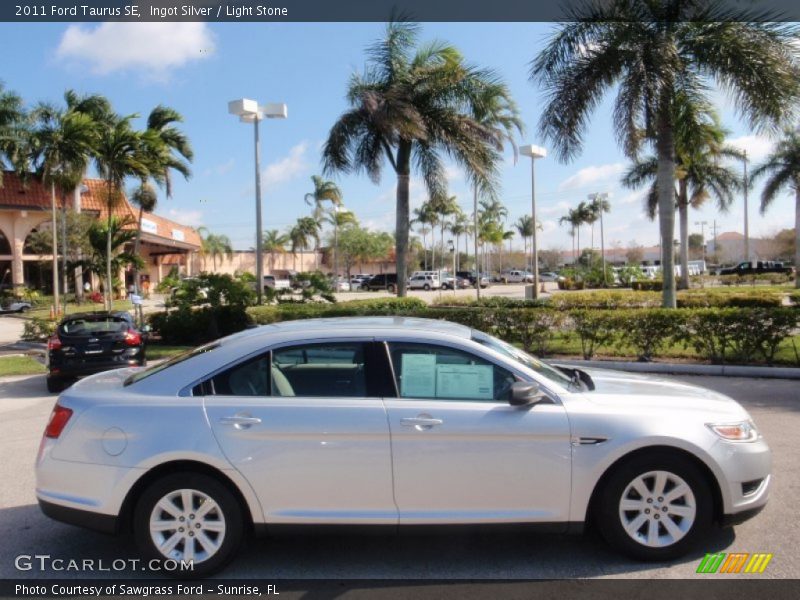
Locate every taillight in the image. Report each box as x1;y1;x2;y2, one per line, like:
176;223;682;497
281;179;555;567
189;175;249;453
48;336;62;351
124;329;142;346
44;404;73;438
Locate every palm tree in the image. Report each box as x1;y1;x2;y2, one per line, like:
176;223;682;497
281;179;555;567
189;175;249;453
515;215;535;271
588;194;612;285
430;194;460;269
531;1;800;307
93;115;149;308
262;229;289;274
324;208;357;276
0;83;27;184
79;217;143;291
623;98;742;288
449;210;470;271
500;228;515;272
750;128;800;288
412;203;436;270
30;101;98;310
559;207;584;262
323;21;520;295
131;106;193;295
304;176;342;269
198;227;234;270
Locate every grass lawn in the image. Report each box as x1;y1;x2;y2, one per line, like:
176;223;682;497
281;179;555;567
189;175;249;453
0;355;45;377
23;299;136;321
146;344;193;361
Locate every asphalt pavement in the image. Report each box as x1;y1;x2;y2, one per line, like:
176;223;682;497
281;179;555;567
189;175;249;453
0;372;796;580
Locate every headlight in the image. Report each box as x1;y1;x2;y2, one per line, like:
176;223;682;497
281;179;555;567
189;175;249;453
706;420;759;442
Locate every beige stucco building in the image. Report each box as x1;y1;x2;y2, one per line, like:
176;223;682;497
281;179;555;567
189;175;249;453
0;171;201;294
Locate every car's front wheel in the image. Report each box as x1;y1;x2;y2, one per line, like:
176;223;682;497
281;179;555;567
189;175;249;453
133;473;244;577
387;284;396;293
595;452;713;561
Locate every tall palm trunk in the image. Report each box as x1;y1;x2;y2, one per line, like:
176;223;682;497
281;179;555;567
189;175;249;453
656;111;678;308
105;181;114;310
795;185;800;289
678;180;690;290
395;141;412;296
133;205;144;294
50;182;60;313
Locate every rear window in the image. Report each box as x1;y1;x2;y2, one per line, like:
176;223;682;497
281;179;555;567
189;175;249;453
124;343;220;386
60;317;129;335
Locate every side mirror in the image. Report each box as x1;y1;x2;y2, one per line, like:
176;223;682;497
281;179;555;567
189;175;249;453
510;381;546;406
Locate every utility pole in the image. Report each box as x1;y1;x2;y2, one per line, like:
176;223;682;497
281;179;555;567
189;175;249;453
743;151;750;263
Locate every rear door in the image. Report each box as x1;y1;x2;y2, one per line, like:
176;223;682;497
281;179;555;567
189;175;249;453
205;340;397;524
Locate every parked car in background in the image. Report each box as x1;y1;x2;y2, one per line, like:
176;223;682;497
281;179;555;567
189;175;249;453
538;272;560;282
36;317;771;575
365;273;398;293
349;275;371;291
441;275;469;290
332;278;351;292
0;299;32;313
45;311;147;393
408;274;441;290
718;260;794;277
500;269;534;284
263;274;291;290
456;271;492;289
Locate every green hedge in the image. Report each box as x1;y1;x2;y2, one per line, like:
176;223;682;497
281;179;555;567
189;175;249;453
790;290;800;307
247;297;426;325
148;306;250;345
21;317;57;342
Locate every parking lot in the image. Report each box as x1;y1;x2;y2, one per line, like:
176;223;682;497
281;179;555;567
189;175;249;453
0;372;796;579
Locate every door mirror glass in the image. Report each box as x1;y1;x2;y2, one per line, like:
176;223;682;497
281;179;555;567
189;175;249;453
510;381;545;406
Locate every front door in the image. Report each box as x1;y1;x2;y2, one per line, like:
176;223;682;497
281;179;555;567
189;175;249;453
383;341;572;524
205;341;396;524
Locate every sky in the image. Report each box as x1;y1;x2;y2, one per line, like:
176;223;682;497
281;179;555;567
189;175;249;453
0;21;795;253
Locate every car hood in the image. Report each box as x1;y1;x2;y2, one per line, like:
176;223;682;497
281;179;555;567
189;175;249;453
575;366;749;418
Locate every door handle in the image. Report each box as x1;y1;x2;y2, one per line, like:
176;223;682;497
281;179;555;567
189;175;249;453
400;415;443;431
219;415;262;429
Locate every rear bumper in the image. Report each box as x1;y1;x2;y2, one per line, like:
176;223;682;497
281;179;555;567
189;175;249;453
49;357;145;378
38;499;118;534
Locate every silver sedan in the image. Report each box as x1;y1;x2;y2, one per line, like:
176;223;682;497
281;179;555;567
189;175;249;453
36;317;770;576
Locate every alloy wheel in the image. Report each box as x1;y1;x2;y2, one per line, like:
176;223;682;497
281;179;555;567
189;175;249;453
149;488;226;563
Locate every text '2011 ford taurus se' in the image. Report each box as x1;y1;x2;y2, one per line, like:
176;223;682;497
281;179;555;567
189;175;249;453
36;317;771;576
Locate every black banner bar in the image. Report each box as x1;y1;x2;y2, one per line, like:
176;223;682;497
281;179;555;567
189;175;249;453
3;1;800;23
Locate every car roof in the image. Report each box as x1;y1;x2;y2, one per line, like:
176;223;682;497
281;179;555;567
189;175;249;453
221;316;472;346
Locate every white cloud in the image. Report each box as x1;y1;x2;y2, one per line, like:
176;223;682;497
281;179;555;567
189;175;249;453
557;162;626;192
262;142;310;189
56;23;215;80
167;208;204;227
539;200;572;216
726;134;774;164
203;158;234;178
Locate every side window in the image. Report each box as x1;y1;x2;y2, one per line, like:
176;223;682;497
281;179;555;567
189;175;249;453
272;342;367;397
210;353;270;396
387;343;515;402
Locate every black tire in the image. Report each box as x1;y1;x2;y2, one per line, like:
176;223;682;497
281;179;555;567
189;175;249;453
133;472;245;578
386;284;396;293
595;451;713;561
46;376;67;394
423;284;431;291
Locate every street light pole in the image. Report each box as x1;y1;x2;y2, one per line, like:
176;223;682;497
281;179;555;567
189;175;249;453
743;150;750;263
695;220;708;266
520;145;547;299
228;99;287;305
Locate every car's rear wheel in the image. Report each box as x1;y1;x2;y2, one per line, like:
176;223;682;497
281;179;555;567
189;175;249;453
134;473;244;577
596;452;712;561
46;376;69;394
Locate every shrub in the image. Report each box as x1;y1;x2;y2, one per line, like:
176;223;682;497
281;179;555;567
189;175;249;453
615;309;684;361
681;308;798;364
149;306;250;345
512;309;564;356
789;291;800;307
247;297;427;325
676;291;783;308
550;290;661;310
567;310;620;360
21;317;56;342
631;280;663;291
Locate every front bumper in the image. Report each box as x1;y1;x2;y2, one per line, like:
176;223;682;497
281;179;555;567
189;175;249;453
709;435;772;518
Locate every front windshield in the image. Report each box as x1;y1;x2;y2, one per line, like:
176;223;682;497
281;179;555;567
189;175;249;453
472;331;574;388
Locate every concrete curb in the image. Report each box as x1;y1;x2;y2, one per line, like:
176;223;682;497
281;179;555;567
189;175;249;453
554;359;800;380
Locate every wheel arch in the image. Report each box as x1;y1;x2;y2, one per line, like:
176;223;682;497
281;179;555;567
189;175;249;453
117;460;256;535
585;445;724;528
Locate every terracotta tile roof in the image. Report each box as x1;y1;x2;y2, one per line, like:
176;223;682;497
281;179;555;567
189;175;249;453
1;170;200;250
715;231;745;241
